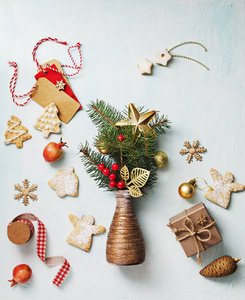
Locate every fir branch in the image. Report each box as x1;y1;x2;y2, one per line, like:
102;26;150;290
144;132;149;169
79;142;114;190
150;113;171;135
79;101;171;194
80;147;98;166
91;104;117;128
87;100;123;130
129;147;139;167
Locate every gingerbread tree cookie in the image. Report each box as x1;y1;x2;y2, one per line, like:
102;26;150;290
67;215;106;252
34;103;61;138
205;168;245;209
4;116;32;148
48;167;79;197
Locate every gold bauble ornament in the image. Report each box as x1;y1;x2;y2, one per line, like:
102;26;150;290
97;141;110;154
178;179;196;199
154;151;168;168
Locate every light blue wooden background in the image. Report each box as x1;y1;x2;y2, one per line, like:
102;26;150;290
0;0;245;299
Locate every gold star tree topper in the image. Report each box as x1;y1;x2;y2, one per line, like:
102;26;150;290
115;103;156;135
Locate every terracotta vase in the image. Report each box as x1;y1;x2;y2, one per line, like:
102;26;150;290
106;190;145;265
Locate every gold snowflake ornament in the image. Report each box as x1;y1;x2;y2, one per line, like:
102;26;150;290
179;140;207;163
14;179;38;206
56;80;66;91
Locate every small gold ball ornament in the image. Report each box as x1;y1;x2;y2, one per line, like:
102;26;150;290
154;151;168;168
97;141;110;154
178;179;196;199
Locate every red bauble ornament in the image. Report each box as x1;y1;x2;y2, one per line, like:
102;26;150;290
109;181;117;188
112;163;119;171
117;181;125;189
109;173;116;180
117;135;124;142
98;164;105;171
43;138;68;163
103;168;110;176
8;264;32;287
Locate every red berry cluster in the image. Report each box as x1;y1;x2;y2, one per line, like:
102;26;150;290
98;163;125;189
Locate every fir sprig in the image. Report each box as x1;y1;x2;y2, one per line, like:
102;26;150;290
79;142;114;190
79;101;170;195
87;100;123;129
150;113;171;135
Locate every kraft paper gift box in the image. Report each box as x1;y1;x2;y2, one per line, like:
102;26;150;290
168;202;222;262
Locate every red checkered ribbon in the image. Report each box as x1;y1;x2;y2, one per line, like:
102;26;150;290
9;37;82;106
9;213;70;287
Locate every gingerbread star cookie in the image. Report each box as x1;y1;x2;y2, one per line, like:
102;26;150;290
155;49;172;66
137;58;153;75
48;167;79;197
4;115;32;148
67;215;106;252
205;168;245;209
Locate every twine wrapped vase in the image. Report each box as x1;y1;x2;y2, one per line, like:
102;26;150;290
106;190;145;265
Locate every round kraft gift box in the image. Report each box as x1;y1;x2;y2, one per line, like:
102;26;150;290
7;220;34;245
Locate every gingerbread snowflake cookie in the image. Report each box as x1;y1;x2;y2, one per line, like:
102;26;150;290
34;103;61;138
14;179;38;206
179;140;207;163
67;215;106;252
205;168;245;209
48;167;79;197
4;116;32;148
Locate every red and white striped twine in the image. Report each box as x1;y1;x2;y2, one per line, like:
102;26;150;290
9;37;82;106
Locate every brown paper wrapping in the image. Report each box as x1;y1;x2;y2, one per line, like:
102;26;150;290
169;202;222;257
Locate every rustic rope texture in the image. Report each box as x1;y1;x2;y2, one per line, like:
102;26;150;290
106;190;145;265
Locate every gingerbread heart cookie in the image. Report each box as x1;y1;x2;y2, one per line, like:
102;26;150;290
205;168;245;208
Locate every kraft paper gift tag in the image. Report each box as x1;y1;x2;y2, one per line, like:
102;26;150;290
31;59;81;124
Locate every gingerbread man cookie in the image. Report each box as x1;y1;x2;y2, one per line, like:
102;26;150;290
4;116;32;148
48;167;79;197
205;168;245;208
67;215;106;252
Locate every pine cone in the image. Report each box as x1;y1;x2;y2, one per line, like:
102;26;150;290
200;256;241;277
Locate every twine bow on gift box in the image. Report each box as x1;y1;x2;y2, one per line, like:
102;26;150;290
167;210;216;265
